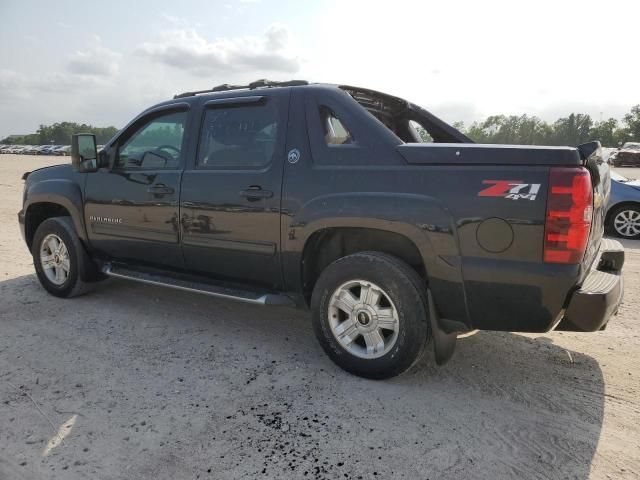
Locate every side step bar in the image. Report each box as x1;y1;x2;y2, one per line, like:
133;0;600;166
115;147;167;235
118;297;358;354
103;264;295;307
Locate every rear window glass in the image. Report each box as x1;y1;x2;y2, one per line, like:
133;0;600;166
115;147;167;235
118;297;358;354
198;102;278;168
320;106;354;145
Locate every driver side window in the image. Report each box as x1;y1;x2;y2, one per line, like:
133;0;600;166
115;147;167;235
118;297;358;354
116;111;187;170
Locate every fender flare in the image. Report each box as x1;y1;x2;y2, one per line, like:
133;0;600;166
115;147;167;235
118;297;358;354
24;179;87;244
289;192;461;278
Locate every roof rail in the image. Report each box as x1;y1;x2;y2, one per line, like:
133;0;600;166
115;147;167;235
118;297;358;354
174;79;309;99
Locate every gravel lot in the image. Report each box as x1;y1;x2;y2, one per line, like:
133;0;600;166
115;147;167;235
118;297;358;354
1;155;639;480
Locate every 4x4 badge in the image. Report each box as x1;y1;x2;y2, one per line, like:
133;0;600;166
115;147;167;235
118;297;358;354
478;180;541;201
287;148;300;164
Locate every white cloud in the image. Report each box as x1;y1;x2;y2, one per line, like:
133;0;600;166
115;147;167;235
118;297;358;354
67;45;120;77
0;69;30;102
303;0;640;125
136;25;300;76
159;13;195;28
0;43;119;104
35;72;105;93
2;0;639;141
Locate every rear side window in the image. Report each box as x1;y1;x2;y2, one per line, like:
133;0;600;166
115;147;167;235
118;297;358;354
320;106;354;145
117;111;187;169
198;102;278;168
409;120;433;143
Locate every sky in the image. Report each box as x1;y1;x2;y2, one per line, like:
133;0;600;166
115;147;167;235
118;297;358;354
0;0;638;140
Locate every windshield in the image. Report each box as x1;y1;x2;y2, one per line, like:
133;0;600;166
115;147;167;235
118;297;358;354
611;171;630;182
622;142;640;150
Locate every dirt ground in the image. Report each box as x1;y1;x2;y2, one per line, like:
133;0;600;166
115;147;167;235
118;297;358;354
1;155;639;480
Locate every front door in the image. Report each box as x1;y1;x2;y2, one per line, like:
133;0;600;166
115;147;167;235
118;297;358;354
180;91;289;289
84;107;190;269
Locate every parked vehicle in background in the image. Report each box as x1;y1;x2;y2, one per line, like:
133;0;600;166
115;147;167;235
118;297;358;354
18;80;624;379
610;142;640;167
607;170;640;239
0;144;79;155
23;145;42;155
54;145;71;156
601;147;618;164
39;145;59;155
47;145;64;155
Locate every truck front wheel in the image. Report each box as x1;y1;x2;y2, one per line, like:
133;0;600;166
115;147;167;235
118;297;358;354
310;251;430;379
32;217;96;298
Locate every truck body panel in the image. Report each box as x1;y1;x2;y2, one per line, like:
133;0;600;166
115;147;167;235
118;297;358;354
18;82;623;339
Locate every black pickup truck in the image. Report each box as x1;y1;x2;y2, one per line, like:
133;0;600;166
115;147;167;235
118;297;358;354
18;80;624;379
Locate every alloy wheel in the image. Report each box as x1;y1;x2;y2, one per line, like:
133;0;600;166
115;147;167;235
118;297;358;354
328;280;400;359
40;233;70;285
613;209;640;238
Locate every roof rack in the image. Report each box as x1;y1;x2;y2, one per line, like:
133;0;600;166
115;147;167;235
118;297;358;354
174;79;309;99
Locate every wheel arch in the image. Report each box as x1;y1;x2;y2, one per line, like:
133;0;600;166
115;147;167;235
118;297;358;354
301;226;427;304
24;181;86;250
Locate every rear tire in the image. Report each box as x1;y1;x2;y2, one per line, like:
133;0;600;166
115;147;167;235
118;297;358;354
311;251;430;379
32;217;99;298
609;205;640;239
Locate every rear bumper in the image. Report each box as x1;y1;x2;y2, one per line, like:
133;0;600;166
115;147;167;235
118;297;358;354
557;239;624;332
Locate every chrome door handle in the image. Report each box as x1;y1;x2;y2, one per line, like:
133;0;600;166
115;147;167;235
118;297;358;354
147;184;175;195
239;186;273;201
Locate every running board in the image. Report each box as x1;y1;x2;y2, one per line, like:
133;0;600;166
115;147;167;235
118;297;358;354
103;264;295;307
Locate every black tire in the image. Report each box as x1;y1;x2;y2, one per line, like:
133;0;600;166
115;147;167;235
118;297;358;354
32;217;100;298
311;251;430;379
608;204;640;240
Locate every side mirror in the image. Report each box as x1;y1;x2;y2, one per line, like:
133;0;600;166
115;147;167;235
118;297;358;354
71;134;98;172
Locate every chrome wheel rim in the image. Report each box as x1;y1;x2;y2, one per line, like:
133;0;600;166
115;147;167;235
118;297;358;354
328;280;400;359
40;234;70;286
614;210;640;237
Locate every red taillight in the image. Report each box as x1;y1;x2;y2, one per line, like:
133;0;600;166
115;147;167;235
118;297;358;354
544;167;593;264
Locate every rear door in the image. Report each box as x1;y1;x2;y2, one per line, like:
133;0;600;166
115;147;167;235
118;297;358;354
180;91;289;289
84;105;191;269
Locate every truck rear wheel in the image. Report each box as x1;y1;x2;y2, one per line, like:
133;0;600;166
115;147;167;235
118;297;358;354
310;251;430;379
32;217;97;298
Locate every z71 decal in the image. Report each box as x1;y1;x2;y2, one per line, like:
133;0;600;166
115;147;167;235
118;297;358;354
478;180;541;201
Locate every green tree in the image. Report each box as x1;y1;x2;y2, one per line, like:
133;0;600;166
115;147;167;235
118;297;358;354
464;114;553;145
589;118;620;147
549;114;593;146
622;105;640;141
2;122;118;145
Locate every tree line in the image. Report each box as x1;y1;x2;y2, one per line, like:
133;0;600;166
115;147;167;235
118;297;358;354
3;105;639;148
455;105;640;147
1;122;119;146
